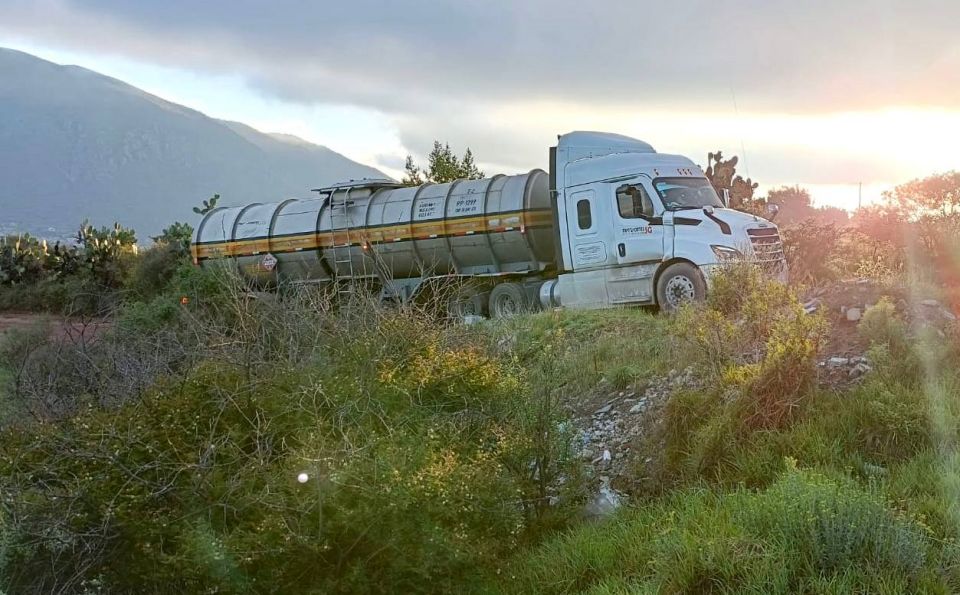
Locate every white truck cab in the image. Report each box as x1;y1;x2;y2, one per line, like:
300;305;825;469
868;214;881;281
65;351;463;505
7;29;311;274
541;132;786;310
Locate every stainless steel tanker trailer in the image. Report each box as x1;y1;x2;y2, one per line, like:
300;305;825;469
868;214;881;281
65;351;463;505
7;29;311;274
192;131;786;317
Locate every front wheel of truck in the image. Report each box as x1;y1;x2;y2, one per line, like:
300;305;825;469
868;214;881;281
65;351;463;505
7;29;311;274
656;262;706;312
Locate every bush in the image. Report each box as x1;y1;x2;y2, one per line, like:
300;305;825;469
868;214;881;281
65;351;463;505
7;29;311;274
504;467;940;594
672;263;828;430
780;219;847;285
126;244;188;300
0;288;585;593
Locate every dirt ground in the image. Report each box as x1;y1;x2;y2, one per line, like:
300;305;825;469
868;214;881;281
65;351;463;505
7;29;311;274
0;312;112;340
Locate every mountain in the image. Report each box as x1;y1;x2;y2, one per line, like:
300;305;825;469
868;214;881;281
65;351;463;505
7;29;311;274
0;48;386;239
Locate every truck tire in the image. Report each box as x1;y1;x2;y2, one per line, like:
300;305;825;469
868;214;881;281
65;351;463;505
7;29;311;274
489;283;529;318
446;286;489;319
656;262;706;312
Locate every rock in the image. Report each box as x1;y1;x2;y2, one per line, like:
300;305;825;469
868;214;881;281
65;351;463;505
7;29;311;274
601;449;612;462
828;357;850;367
921;299;941;307
584;485;622;519
629;402;645;414
849;362;872;378
594;404;613;415
581;449;595;461
942;309;957;321
803;298;821;314
846;307;862;322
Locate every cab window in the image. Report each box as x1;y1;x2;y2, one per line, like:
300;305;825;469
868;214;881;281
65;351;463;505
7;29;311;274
576;198;592;229
616;184;654;218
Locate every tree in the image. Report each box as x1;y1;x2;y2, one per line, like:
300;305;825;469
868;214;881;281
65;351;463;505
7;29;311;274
881;171;960;218
402;142;485;186
402;156;424;186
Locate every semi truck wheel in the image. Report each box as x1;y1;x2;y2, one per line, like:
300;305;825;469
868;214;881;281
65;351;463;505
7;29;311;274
489;283;529;318
446;286;489;319
656;262;706;312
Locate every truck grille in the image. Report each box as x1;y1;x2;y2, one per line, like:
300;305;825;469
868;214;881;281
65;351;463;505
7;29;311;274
747;227;785;270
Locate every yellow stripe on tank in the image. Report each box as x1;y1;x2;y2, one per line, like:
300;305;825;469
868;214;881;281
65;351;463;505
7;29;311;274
193;209;553;263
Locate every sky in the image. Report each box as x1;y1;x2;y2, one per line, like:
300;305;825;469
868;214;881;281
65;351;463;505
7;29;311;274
1;0;958;211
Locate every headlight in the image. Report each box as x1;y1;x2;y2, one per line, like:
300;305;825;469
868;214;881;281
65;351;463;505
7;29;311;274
711;245;742;262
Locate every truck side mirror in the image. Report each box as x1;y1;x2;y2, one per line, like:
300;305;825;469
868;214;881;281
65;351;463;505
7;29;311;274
721;189;730;208
766;203;780;221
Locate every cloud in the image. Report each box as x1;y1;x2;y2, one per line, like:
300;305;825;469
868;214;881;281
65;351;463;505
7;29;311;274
1;0;958;195
2;0;958;115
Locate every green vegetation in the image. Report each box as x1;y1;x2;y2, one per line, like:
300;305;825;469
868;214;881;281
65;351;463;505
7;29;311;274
402;140;484;185
2;171;960;592
2;255;959;592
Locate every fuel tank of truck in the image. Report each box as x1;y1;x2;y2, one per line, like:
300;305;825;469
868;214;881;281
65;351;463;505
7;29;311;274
191;170;555;284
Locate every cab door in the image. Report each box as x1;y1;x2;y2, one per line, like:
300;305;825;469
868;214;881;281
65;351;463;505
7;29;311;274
604;179;666;304
611;179;666;265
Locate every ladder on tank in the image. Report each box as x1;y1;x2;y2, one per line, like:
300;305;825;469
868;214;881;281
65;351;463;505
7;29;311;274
328;190;357;302
326;183;401;304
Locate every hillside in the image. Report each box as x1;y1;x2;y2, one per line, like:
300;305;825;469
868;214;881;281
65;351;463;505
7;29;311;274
0;48;385;238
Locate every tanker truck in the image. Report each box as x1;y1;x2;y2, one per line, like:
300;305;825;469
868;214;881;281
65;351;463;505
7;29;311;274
191;131;786;317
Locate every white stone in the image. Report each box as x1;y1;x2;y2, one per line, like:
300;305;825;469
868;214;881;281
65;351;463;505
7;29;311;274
849;362;872;378
584;485;622;519
846;308;862;322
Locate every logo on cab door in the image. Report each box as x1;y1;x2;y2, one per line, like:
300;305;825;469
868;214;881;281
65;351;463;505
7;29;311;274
622;226;654;235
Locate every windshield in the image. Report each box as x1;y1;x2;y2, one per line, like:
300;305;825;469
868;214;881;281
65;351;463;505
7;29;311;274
654;177;723;210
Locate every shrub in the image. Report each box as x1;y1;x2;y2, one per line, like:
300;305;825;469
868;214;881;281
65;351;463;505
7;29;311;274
652;265;829;490
126;243;187;300
734;302;828;430
780;219;846;285
0;289;585;593
505;468;939;594
672;263;828;430
75;221;138;289
859;298;909;354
